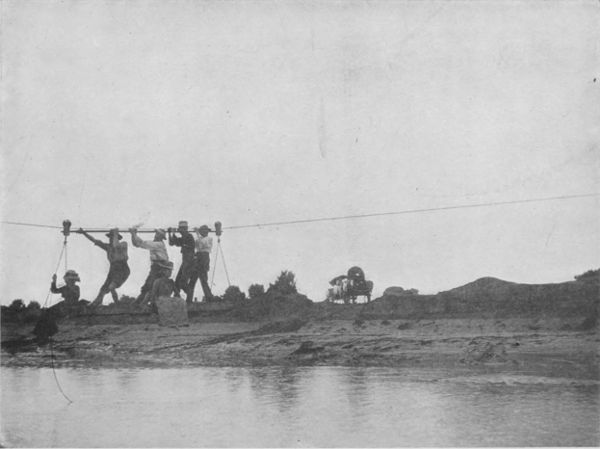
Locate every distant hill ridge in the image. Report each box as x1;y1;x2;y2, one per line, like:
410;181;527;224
446;276;516;293
363;270;599;320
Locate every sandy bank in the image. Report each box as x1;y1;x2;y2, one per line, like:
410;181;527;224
2;317;598;381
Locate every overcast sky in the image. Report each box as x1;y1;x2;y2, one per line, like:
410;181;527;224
1;0;598;306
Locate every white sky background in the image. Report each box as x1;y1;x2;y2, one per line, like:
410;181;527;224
1;1;599;306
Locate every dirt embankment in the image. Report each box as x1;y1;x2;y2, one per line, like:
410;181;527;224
1;273;598;375
2;317;598;381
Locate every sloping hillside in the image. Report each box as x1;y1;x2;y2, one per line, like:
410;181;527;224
360;271;599;320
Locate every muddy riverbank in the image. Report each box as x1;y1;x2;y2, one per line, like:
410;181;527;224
2;274;598;377
2;316;598;381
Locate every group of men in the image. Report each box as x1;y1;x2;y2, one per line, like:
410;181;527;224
52;220;214;308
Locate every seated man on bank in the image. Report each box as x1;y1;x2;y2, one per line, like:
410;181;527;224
50;270;81;305
142;260;176;311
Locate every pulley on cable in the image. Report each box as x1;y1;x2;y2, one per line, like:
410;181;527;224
61;220;71;272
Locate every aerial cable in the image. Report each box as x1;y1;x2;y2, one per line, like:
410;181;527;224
222;192;598;230
1;192;597;233
1;220;62;230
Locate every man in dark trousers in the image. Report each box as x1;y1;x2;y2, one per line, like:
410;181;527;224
77;227;130;307
168;220;196;302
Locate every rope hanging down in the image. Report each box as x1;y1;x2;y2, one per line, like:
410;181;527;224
218;241;231;287
210;238;231;289
43;235;73;405
210;240;220;288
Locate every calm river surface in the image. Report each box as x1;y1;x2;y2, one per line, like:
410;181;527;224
1;366;598;447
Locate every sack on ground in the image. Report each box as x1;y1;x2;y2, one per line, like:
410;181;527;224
156;296;189;326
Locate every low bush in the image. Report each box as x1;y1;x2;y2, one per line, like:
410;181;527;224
268;270;297;295
223;285;246;302
248;284;265;299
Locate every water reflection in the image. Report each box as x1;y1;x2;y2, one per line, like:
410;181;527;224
345;367;370;410
1;367;598;447
247;366;304;412
115;369;137;390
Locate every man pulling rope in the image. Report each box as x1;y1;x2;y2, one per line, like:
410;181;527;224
77;228;130;307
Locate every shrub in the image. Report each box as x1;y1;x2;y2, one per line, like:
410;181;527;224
268;270;297;295
575;269;599;282
248;284;265;299
8;299;25;312
27;301;41;311
223;285;246;302
24;309;42;323
23;301;42;323
119;295;137;305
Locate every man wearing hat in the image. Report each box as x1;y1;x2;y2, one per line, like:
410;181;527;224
77;227;130;306
189;225;214;302
50;270;81;305
130;227;170;306
168;220;196;301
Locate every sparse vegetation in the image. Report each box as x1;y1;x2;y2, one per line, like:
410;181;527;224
575;269;599;282
1;299;42;324
8;299;26;312
27;301;41;311
23;307;42;324
268;270;297;295
248;284;265;299
223;285;246;302
119;295;137;304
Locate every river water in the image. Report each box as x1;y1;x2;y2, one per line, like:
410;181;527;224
1;366;598;447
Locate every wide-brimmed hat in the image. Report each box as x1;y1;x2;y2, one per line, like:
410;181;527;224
178;220;188;230
106;228;123;240
198;224;211;233
156;260;174;270
154;228;167;240
63;270;81;282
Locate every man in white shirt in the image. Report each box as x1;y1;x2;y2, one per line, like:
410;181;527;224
130;228;169;306
189;224;214;302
